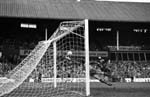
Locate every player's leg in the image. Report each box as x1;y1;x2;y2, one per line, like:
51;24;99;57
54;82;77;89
99;79;112;86
93;74;112;86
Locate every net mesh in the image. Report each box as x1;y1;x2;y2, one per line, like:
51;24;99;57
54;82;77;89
0;20;88;97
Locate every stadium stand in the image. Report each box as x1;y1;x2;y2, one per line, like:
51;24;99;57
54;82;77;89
1;38;150;82
1;0;150;22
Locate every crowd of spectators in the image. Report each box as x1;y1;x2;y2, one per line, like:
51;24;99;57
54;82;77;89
1;55;150;83
28;57;86;82
1;51;150;83
0;38;37;77
0;38;150;82
0;38;37;49
108;61;150;82
0;55;22;76
28;57;150;82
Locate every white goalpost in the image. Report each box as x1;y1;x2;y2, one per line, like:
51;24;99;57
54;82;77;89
0;19;90;97
53;41;57;88
51;19;90;96
85;19;90;96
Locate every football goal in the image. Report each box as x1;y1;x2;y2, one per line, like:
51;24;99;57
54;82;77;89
0;19;90;97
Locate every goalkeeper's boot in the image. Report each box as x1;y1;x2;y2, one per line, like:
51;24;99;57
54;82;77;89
99;79;112;86
106;82;112;86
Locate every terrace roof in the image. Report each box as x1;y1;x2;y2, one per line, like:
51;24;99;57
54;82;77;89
0;0;150;22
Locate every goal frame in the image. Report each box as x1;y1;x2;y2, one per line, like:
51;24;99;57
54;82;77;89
52;19;90;96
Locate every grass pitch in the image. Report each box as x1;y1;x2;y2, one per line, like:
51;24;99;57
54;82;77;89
91;82;150;97
1;82;150;97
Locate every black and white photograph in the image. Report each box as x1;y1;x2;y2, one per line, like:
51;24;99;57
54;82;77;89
0;0;150;97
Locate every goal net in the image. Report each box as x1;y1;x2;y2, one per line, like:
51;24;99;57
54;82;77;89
0;20;90;97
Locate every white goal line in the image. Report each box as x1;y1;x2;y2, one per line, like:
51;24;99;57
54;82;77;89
95;0;150;3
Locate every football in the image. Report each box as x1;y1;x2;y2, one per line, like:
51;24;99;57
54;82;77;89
67;51;72;55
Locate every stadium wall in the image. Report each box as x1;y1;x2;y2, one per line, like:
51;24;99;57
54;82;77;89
28;78;150;83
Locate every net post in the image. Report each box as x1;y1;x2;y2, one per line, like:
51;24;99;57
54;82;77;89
45;28;48;41
53;41;57;88
85;19;90;96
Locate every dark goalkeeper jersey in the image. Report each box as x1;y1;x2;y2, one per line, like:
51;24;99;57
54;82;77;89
90;69;97;76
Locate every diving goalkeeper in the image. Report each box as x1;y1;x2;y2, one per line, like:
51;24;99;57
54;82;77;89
65;51;112;86
90;57;112;86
